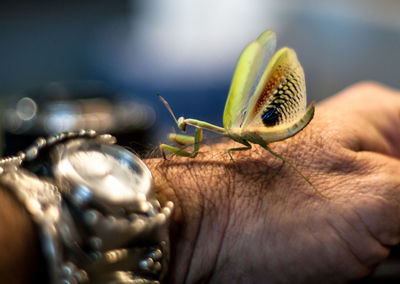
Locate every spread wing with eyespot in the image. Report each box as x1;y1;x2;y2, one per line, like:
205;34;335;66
223;30;277;130
239;47;314;143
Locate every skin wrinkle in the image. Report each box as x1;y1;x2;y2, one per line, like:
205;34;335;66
324;217;370;278
293;225;335;282
298;219;334;282
183;161;207;283
167;162;205;284
353;194;400;246
216;220;276;283
289;205;339;279
207;167;234;283
270;205;294;283
325;148;361;176
190;162;227;283
319;151;374;198
311;131;365;172
336;204;388;267
302;218;334;278
268;207;325;283
351;204;391;263
185;200;204;284
352;154;400;207
207;198;233;281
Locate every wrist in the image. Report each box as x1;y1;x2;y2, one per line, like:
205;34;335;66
145;152;232;283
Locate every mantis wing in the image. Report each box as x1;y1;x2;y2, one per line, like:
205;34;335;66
240;47;314;143
223;30;276;130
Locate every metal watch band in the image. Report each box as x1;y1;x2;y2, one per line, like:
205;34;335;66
0;130;173;283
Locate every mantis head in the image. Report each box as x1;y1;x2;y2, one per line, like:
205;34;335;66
177;117;186;131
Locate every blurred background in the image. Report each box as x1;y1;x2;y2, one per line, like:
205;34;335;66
0;0;400;282
1;0;400;155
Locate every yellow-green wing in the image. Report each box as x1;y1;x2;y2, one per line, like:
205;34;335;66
239;47;313;143
223;30;276;130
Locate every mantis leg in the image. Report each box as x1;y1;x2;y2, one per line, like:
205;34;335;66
160;127;203;159
227;139;252;168
262;145;324;198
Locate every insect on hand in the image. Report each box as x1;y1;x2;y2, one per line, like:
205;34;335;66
159;30;319;194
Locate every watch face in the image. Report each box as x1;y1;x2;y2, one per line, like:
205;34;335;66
53;139;152;210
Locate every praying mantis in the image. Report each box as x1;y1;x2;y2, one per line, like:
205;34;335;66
159;30;317;192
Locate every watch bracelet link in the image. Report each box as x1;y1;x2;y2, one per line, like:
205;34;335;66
0;130;173;283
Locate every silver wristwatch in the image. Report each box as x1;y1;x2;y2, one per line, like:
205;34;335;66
0;130;173;283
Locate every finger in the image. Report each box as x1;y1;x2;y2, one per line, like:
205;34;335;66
317;82;400;157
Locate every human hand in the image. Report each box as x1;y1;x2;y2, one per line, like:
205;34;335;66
146;82;400;283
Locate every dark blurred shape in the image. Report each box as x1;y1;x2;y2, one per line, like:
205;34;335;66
0;1;133;93
2;81;156;155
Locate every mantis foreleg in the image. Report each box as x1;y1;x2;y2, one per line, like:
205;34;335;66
160;127;203;159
